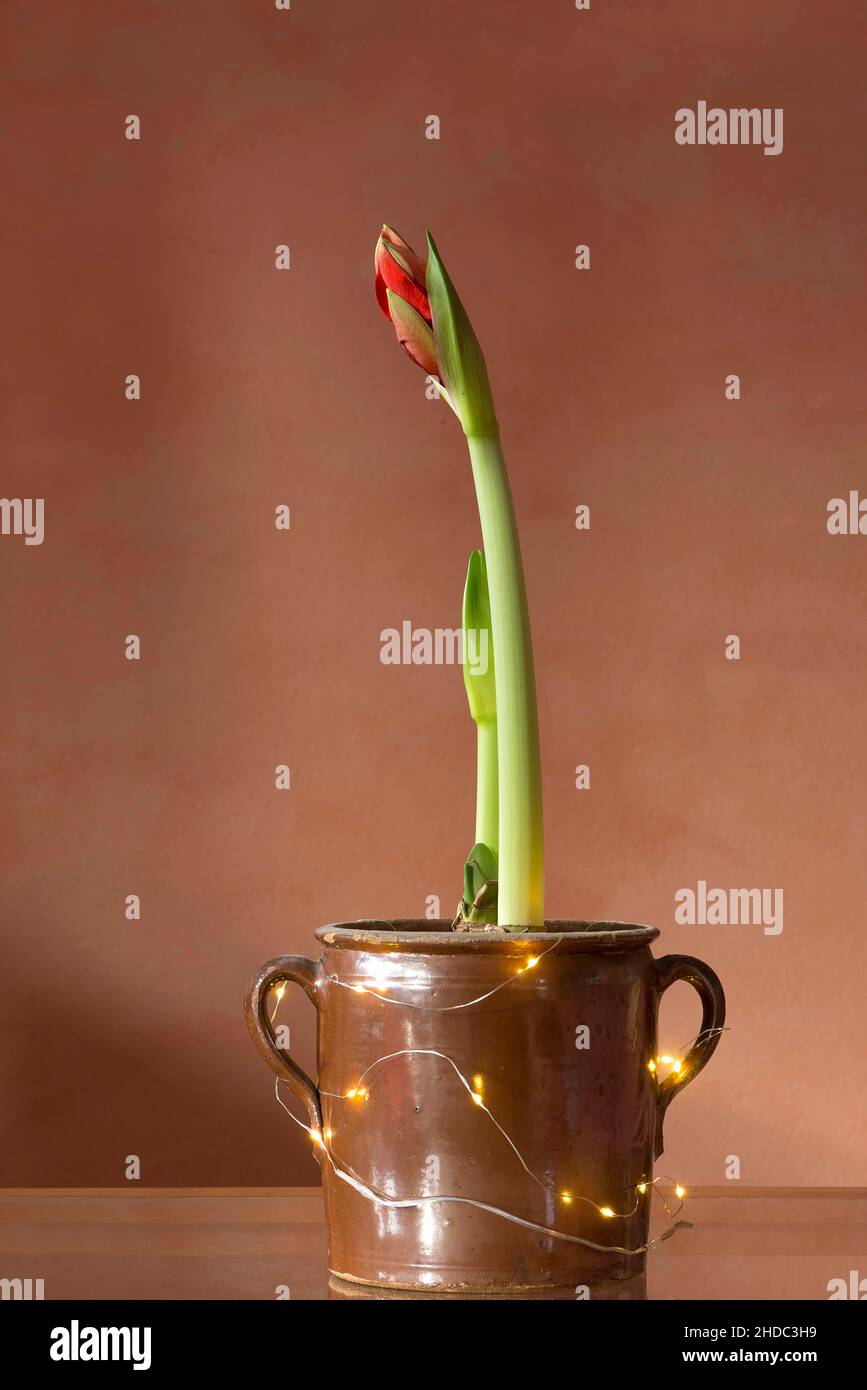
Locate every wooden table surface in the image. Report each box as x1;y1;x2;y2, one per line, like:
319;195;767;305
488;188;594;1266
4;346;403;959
1;1189;864;1300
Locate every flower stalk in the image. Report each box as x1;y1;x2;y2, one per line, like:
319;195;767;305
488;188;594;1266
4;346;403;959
464;434;544;928
375;225;545;929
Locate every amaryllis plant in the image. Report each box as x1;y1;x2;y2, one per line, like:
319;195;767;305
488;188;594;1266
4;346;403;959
375;226;544;930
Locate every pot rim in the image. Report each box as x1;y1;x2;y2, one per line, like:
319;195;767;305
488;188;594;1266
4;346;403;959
316;918;659;953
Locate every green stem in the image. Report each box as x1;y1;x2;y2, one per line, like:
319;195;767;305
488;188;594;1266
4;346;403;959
467;433;544;927
475;718;498;850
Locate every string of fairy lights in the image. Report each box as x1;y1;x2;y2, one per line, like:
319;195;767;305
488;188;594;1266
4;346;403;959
268;939;727;1258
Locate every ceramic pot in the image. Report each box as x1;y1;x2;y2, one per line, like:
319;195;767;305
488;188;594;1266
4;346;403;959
245;920;725;1293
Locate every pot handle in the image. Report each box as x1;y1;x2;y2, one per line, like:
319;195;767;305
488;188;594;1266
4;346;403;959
652;953;726;1158
244;955;323;1131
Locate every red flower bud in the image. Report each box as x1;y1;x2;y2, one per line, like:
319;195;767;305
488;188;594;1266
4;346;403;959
374;225;440;379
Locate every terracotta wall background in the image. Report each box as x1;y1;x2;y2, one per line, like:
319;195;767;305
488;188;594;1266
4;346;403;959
2;1;865;1188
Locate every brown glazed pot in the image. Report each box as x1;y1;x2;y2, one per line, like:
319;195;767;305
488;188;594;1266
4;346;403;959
245;920;725;1293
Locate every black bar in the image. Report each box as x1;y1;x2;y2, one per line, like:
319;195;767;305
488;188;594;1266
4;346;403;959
2;1298;860;1374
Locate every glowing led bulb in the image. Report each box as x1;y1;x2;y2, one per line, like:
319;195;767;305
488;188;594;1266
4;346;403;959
637;1182;647;1195
660;1055;674;1065
675;1185;686;1200
309;1128;325;1149
274;983;286;1002
560;1191;573;1205
598;1206;615;1219
345;1087;358;1099
471;1092;484;1106
351;984;367;994
647;1059;656;1073
526;956;539;969
672;1058;683;1074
